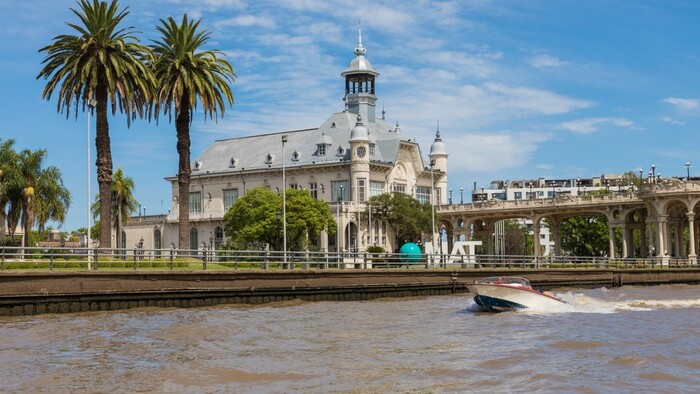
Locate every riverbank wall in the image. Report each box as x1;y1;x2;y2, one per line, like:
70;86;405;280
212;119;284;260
1;269;699;316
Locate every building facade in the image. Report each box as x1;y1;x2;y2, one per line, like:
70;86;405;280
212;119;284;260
123;31;448;254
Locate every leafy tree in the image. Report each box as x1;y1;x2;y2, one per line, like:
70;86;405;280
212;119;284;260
223;187;335;251
558;215;609;256
37;0;154;248
149;14;235;250
366;193;435;248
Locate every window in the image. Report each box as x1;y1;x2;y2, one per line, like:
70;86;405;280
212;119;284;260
369;143;376;156
265;153;274;164
290;183;298;190
190;228;198;250
331;180;349;201
214;226;224;249
309;182;318;199
317;144;326;156
189;192;201;213
358;178;366;202
336;146;345;156
370;181;384;197
154;228;162;256
514;191;522;200
416;186;431;204
224;189;238;210
436;188;442;204
392;183;406;193
228;158;237;168
291;151;300;161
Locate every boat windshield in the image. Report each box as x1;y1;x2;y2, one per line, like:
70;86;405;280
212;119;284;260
480;277;531;288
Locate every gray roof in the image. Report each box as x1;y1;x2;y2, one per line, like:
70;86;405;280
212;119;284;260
190;112;405;175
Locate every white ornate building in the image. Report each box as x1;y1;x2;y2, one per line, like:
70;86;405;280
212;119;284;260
123;31;448;254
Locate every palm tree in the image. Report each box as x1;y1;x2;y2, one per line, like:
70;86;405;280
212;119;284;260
149;14;235;250
37;0;154;248
33;166;72;234
0;139;19;242
111;167;137;249
90;167;137;250
16;149;46;248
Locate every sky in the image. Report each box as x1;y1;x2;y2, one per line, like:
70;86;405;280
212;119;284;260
1;0;699;232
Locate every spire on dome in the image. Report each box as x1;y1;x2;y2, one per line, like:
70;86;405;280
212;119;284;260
354;22;366;56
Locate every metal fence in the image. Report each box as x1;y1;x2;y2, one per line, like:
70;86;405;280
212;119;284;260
0;246;697;271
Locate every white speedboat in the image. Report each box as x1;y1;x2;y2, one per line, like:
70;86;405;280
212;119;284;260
466;276;566;312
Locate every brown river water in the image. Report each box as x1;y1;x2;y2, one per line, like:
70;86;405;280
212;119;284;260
1;285;699;393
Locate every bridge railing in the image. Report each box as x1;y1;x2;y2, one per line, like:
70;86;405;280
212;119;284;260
0;246;696;271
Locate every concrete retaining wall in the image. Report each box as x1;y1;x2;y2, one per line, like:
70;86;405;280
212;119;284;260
1;269;698;316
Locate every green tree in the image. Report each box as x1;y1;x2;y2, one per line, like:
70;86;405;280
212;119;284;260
149;14;235;250
223;187;335;251
0;143;70;247
558;215;609;256
366;193;435;248
33;166;72;234
90;167;137;248
37;0;154;248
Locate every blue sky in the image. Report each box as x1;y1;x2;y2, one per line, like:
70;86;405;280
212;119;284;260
2;0;699;231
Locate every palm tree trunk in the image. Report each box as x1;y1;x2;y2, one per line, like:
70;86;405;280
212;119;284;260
95;85;113;249
176;97;191;251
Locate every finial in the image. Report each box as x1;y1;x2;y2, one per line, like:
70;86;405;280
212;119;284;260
354;21;366;56
381;102;386;120
436;121;441;139
356;113;363;124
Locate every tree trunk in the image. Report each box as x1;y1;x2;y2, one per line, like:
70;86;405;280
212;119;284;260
176;97;191;251
95;85;113;249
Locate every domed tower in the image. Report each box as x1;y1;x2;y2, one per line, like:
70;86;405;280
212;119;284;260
341;27;379;123
349;114;370;203
429;126;449;204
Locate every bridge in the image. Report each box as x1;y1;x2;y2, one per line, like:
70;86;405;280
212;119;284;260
436;178;700;263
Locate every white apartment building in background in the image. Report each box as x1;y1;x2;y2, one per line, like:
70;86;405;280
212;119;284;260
469;175;629;255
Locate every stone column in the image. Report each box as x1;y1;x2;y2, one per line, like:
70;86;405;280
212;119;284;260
533;224;541;258
622;225;631;258
657;215;667;258
608;226;616;259
687;212;697;260
640;227;648;258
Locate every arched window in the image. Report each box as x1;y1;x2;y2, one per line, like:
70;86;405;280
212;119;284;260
214;226;224;249
189;228;198;251
154;228;162;257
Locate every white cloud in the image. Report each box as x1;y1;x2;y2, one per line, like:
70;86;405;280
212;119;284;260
558;117;634;134
528;54;567;68
662;116;685;125
215;14;276;29
445;131;553;173
662;97;699;110
483;83;592;116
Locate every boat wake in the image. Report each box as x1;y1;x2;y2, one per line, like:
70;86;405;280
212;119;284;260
465;291;700;315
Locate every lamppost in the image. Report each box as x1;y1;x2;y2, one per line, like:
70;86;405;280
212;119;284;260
576;178;580;194
338;185;343;255
605;179;610;193
281;135;288;269
87;99;96;267
686;161;691;181
651;164;656;182
430;160;436;253
209;232;213;250
460;187;464;204
276;210;281;252
449;188;453;204
480;186;485;206
528;182;533;199
504;183;508;200
638;168;643;186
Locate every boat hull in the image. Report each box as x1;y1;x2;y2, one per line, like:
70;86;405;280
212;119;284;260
467;283;565;312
